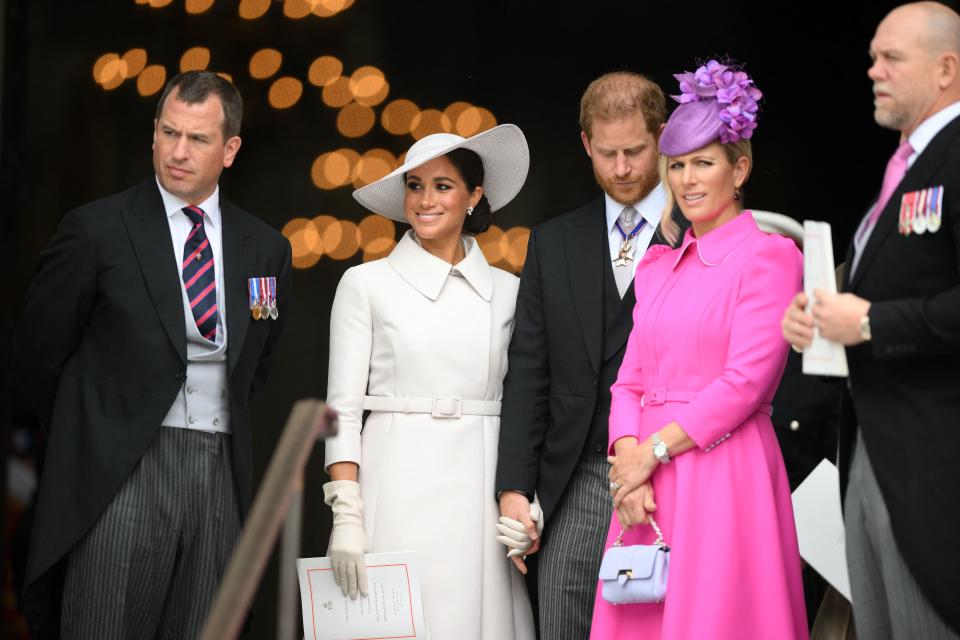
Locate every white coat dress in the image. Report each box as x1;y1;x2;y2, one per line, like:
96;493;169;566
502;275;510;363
324;230;535;639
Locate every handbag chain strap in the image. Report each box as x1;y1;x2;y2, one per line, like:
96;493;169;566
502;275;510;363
613;516;667;549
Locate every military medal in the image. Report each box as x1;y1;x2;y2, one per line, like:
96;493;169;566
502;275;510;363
612;217;647;267
267;277;279;320
248;277;262;320
913;187;928;235
926;185;943;233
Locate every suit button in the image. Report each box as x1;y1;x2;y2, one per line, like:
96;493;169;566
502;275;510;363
186;387;195;395
595;444;604;453
789;420;800;432
188;416;196;425
213;418;220;427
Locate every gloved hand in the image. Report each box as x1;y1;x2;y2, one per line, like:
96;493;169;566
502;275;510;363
496;496;544;558
323;480;368;599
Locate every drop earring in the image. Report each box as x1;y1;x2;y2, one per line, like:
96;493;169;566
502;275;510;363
466;207;474;216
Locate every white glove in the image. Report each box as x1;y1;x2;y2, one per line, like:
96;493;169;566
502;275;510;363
496;497;544;558
323;480;368;599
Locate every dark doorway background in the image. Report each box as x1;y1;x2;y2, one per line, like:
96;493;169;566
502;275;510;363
0;0;928;637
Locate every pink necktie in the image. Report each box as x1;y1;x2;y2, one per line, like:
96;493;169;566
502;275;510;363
869;139;914;226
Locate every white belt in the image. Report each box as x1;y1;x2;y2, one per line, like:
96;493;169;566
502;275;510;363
363;395;501;418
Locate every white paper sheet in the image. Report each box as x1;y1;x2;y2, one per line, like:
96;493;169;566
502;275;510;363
297;551;426;640
802;220;849;377
791;458;852;601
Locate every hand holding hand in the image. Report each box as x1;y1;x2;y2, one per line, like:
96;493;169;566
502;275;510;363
615;481;657;530
608;440;657;508
497;491;541;575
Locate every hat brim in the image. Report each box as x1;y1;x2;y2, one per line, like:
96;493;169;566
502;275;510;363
352;124;530;222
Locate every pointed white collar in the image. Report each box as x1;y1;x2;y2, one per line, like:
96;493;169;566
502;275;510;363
387;230;493;301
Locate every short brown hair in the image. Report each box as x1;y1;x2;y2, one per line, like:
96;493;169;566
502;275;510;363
579;72;666;139
155;71;243;139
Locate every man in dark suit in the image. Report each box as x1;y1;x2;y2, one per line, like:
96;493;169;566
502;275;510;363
783;2;960;636
14;71;292;639
495;72;683;639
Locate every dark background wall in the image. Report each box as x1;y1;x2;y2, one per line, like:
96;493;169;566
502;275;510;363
1;0;932;636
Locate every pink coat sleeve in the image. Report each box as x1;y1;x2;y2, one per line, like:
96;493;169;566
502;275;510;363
607;245;673;452
673;235;802;450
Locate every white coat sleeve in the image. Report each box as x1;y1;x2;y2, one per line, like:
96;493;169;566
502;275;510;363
324;267;373;469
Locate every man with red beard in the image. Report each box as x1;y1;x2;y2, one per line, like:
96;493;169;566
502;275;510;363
495;72;684;639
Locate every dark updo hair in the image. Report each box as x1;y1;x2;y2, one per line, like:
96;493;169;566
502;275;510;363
444;147;492;235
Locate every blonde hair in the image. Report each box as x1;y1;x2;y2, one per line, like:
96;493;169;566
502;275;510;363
659;139;754;244
579;72;666;139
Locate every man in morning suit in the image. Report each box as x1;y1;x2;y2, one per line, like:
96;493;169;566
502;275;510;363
783;2;960;636
495;72;684;638
14;71;292;639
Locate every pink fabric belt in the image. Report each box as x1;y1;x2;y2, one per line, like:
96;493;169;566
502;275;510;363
639;388;773;416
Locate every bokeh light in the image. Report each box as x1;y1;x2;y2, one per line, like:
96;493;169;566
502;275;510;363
322;76;354;108
476;226;506;265
147;0;174;7
455;106;497;137
308;56;343;87
283;0;313;19
411;109;452;140
217;72;233;83
121;49;148;78
443;102;473;134
501;226;531;272
185;0;215;13
137;65;167;96
350;66;389;107
311;149;361;189
269;77;303;109
354;149;397;188
337;103;376;138
312;0;355;17
249;48;283;79
381;99;420;135
180;47;210;72
93;53;126;90
239;0;271;19
324;220;361;260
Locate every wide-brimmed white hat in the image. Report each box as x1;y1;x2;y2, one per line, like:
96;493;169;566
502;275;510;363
353;123;529;222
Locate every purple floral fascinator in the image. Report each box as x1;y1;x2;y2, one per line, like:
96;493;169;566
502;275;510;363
659;59;763;156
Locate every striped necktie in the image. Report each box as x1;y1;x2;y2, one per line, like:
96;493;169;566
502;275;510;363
181;205;218;342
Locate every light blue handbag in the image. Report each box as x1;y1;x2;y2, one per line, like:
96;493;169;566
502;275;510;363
598;517;670;604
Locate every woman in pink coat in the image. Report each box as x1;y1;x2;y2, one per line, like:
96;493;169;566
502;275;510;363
590;60;808;639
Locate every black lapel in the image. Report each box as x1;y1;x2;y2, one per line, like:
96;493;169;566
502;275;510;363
850;115;960;289
564;198;605;374
121;180;187;364
221;198;255;375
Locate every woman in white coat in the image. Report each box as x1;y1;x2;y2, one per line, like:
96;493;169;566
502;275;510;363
322;124;536;639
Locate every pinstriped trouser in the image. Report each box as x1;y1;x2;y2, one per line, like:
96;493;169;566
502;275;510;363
538;452;613;640
61;427;241;640
845;433;958;640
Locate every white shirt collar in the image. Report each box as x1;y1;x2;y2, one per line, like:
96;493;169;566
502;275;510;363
155;176;222;229
907;100;960;164
387;230;493;301
604;182;667;234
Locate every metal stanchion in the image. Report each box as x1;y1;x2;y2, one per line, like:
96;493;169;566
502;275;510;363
198;399;336;640
276;475;304;640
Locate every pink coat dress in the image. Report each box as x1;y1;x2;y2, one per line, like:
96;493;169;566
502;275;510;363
590;212;808;640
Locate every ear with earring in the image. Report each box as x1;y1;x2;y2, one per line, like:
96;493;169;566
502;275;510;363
466;207;474;216
733;187;742;201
